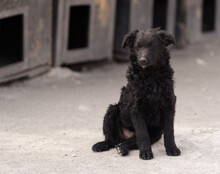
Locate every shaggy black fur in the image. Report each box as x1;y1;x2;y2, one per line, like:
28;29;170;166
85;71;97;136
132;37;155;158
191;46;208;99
92;28;181;160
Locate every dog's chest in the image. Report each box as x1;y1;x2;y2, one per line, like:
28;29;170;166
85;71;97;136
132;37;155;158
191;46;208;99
136;80;165;106
136;82;164;126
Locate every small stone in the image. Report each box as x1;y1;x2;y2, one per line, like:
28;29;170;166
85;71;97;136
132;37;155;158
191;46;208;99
78;105;89;111
196;58;206;66
71;153;77;157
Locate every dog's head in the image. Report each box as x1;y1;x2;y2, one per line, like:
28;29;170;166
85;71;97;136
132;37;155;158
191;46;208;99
122;28;175;68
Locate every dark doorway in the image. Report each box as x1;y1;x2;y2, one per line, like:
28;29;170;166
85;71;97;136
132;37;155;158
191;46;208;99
114;0;130;48
0;15;23;67
202;0;216;32
153;0;168;30
68;5;90;50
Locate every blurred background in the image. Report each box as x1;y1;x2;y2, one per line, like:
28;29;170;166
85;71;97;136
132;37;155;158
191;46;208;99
0;0;220;82
0;0;219;173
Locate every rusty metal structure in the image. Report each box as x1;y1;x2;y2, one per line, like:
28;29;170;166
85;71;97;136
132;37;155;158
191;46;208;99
0;0;220;83
0;0;51;83
184;0;220;43
175;0;220;46
114;0;220;58
54;0;116;66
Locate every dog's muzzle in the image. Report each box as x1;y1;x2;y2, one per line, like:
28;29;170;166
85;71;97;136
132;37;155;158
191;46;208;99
139;57;148;68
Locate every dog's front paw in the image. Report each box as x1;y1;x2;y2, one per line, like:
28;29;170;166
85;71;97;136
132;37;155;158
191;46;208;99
92;141;110;152
139;150;153;160
166;147;181;156
115;143;128;156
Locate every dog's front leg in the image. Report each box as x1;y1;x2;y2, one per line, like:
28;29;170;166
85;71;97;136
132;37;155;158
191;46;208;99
131;111;153;160
162;97;181;156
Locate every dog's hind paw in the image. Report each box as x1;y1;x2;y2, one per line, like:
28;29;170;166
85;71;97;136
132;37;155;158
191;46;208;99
92;141;110;152
139;150;153;160
166;147;181;156
115;143;129;156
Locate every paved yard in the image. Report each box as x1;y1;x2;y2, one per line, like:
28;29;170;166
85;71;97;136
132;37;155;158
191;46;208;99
0;40;219;173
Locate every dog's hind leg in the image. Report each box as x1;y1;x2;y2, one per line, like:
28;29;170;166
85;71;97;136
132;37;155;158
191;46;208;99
115;136;138;156
115;127;163;156
92;104;121;152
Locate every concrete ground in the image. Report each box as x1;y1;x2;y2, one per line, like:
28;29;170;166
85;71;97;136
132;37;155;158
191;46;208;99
0;40;220;174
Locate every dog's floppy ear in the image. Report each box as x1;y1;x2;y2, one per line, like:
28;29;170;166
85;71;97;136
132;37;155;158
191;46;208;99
158;30;176;46
122;29;139;49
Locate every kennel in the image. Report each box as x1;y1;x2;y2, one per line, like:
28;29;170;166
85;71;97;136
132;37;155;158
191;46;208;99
114;0;176;59
0;0;51;83
54;0;116;66
181;0;220;43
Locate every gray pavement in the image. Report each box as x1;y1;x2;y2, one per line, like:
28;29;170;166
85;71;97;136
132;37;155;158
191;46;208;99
0;40;219;174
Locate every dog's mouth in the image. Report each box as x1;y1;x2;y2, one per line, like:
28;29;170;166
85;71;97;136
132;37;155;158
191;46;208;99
139;62;150;69
141;65;147;69
139;63;155;69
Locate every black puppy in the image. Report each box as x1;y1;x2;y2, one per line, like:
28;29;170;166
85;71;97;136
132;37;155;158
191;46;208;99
92;28;181;160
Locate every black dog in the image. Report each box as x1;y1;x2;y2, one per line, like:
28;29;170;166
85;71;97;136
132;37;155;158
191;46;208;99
92;28;181;160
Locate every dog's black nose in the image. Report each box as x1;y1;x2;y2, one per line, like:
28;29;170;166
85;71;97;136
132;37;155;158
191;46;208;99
140;57;147;64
